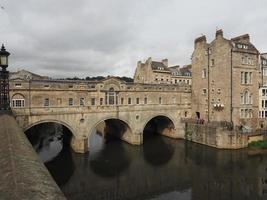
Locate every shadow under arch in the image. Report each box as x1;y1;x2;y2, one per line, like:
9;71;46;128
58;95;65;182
25;122;75;186
89;117;133;143
142;115;176;166
143;115;176;140
25;119;77;138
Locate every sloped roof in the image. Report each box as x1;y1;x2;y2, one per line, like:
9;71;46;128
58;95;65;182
151;61;169;71
180;65;192;76
231;34;259;53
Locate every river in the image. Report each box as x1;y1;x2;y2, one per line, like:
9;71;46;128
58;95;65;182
26;123;267;200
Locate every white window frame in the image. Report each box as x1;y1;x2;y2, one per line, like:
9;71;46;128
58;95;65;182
12;99;25;108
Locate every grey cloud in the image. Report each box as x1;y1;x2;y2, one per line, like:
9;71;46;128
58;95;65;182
1;0;267;78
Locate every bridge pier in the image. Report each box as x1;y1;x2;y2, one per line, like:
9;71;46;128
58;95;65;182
71;136;88;153
127;133;143;145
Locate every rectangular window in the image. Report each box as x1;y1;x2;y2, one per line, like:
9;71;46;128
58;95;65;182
136;98;139;104
80;98;85;106
12;99;25;108
265;111;267;118
263;89;266;96
249;109;253;118
100;98;103;105
244;72;249;84
91;98;95;105
262;100;264;108
57;98;62;106
121;98;124;105
159;97;162;104
68;85;73;88
202;69;207;79
263;68;267;76
44;98;50;107
240;109;244;118
69;98;74;106
14;83;22;87
265;100;267;108
211;59;215;66
144;97;147;104
241;71;252;84
128;98;131;105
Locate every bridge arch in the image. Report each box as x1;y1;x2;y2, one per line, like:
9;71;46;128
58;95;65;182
25;119;77;138
142;114;176;140
88;117;134;145
24;120;75;163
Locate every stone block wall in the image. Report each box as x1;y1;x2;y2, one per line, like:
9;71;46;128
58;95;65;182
185;123;248;149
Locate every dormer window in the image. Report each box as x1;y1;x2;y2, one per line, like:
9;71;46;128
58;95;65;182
236;43;248;49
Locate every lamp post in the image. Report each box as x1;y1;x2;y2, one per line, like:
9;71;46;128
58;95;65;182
0;44;11;111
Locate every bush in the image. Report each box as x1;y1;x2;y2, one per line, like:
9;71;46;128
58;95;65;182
248;140;267;149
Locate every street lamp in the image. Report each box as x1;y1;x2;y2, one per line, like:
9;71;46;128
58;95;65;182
0;44;11;111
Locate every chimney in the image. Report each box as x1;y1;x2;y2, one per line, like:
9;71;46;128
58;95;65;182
216;29;223;39
137;60;142;67
146;57;152;65
194;35;207;49
162;59;168;67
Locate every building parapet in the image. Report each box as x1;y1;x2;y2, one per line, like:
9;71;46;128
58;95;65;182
0;114;66;200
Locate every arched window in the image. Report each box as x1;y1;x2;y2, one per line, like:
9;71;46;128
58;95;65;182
108;88;115;105
12;93;25;108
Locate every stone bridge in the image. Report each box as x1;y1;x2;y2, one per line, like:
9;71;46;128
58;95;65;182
10;77;191;153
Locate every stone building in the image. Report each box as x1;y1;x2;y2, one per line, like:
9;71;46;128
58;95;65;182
258;53;267;127
191;30;260;130
133;57;191;85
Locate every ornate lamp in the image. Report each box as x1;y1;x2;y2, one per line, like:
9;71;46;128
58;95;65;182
0;44;11;110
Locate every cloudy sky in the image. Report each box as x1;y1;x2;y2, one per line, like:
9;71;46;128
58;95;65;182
1;0;267;78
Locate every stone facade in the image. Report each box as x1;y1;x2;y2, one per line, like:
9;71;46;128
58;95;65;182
259;54;267;128
134;57;192;85
192;30;260;131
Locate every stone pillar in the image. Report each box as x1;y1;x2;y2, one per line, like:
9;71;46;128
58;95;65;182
129;133;143;145
71;136;88;153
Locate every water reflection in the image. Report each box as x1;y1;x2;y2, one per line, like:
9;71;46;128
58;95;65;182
26;125;267;200
25;123;75;185
89;137;131;178
143;134;174;166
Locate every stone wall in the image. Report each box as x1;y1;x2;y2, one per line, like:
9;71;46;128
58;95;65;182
0;113;66;200
185;123;248;149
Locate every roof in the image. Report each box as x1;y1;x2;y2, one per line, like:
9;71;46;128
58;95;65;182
10;69;50;80
230;34;259;53
151;61;169;71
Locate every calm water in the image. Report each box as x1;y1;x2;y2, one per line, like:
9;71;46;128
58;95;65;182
26;124;267;200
